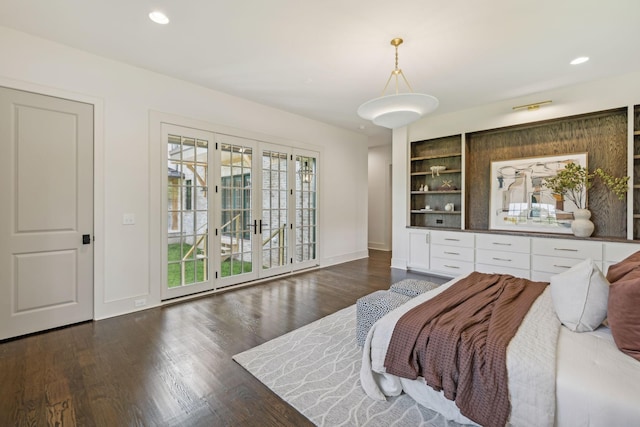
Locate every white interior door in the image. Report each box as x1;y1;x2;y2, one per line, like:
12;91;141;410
0;87;94;340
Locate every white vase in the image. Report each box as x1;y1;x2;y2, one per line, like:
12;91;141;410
571;209;594;237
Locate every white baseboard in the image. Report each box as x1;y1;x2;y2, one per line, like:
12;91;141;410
391;257;407;270
368;241;391;251
321;250;369;267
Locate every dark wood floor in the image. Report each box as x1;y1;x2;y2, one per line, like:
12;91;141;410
0;250;445;426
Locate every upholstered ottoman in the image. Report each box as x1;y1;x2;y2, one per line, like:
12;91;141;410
356;290;411;346
390;278;441;298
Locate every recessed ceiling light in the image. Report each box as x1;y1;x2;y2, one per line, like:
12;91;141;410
149;11;170;25
570;56;589;65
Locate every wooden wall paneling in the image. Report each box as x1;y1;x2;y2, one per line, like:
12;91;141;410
634;105;640;239
465;108;628;238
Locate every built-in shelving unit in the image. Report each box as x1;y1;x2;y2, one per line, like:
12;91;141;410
409;108;630;239
410;134;462;229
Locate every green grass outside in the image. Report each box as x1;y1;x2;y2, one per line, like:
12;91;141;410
167;243;252;288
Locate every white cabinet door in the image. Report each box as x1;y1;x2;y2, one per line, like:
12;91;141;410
408;230;430;271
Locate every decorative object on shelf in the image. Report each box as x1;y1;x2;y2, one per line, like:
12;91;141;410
425;205;431;211
439;179;454;190
489;153;588;234
445;203;454;212
571;209;595;237
423;184;429;192
430;165;446;177
542;161;629;238
357;38;439;129
419;184;424;191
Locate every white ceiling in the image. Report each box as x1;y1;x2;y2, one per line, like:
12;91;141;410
2;0;640;144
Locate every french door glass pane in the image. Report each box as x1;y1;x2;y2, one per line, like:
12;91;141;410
262;150;288;270
220;143;253;277
295;155;317;262
167;134;209;288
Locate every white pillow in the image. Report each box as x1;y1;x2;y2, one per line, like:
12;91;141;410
550;259;609;332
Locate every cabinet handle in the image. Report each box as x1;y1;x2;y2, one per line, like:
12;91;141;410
553;264;572;269
444;238;460;241
444;251;460;255
492;242;512;246
444;265;460;269
554;248;578;252
493;257;512;262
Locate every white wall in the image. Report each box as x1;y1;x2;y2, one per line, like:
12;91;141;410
0;26;369;319
368;145;392;251
392;71;640;270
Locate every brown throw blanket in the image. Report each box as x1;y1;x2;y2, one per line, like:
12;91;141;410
384;272;547;427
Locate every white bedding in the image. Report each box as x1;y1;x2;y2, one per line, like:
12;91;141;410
360;275;560;426
360;275;640;426
555;325;640;426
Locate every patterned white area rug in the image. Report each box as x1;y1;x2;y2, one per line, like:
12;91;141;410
233;305;467;427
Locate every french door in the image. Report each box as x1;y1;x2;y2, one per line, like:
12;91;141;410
216;138;294;287
161;124;216;300
161;124;318;299
216;135;259;287
294;151;318;269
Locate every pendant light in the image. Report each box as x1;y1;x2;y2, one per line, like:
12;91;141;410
357;38;439;129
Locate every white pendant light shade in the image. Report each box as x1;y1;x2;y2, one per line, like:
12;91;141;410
358;38;439;129
357;93;439;129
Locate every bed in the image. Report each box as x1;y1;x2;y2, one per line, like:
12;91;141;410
360;263;640;427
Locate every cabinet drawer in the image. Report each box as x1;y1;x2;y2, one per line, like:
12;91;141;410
475;263;530;279
532;255;602;275
531;238;602;260
530;270;555;283
430;257;474;277
476;249;530;270
604;242;640;263
431;231;474;248
475;234;530;254
431;244;474;262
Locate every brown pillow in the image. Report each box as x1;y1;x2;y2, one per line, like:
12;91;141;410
606;251;640;362
606;250;640;283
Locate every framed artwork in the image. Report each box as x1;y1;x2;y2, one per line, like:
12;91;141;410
489;153;587;234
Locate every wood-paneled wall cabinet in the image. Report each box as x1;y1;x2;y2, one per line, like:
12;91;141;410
633;104;640;239
410;134;462;229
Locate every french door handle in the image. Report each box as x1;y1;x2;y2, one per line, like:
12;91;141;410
251;219;257;234
259;220;263;234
